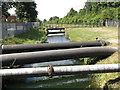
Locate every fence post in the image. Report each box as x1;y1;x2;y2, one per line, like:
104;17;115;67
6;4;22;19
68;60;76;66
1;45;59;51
15;23;17;36
15;23;17;31
0;22;2;39
3;22;8;38
23;23;24;32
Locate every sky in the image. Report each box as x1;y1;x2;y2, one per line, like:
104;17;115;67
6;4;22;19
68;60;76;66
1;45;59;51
8;0;87;21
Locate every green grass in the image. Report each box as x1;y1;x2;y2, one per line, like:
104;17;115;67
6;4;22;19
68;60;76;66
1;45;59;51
2;25;119;88
2;26;47;45
66;27;117;42
65;26;120;88
66;28;102;41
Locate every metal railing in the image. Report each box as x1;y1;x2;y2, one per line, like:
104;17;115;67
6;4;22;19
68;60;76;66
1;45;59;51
0;64;120;77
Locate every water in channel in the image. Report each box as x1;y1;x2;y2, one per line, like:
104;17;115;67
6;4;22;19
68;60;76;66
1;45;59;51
3;33;91;88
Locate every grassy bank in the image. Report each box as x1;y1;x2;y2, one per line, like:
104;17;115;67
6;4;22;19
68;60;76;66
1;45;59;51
65;27;120;88
2;26;47;45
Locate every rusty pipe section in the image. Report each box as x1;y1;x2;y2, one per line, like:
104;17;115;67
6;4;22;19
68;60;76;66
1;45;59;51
0;64;120;77
0;47;116;66
2;40;110;54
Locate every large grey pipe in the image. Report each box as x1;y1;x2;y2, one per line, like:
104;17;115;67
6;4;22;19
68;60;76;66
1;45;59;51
0;64;119;77
2;40;110;54
0;47;117;66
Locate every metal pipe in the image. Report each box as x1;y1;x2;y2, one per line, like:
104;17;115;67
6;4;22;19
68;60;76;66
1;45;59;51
0;64;119;77
2;40;110;54
0;47;117;66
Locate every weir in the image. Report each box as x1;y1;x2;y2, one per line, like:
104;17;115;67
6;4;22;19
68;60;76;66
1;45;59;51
46;28;65;35
46;28;65;30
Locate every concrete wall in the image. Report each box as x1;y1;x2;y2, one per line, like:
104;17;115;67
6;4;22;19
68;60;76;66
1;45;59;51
1;22;40;39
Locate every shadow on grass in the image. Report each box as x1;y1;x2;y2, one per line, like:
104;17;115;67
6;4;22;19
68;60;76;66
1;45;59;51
103;77;120;90
79;56;110;65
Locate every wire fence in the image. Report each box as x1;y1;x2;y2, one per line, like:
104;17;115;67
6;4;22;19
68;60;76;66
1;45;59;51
1;22;40;39
105;21;119;27
46;21;120;28
1;21;119;39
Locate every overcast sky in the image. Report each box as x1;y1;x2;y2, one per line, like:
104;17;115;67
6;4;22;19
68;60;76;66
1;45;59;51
9;0;87;21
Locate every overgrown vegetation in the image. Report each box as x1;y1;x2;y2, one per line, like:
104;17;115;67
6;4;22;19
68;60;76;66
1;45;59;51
46;1;119;25
65;27;119;88
2;26;47;45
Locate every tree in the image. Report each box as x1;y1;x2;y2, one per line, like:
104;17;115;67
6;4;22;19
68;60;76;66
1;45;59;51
49;16;59;21
15;1;38;22
43;19;47;23
100;8;114;26
45;1;119;25
84;2;92;14
66;8;77;17
36;18;42;25
79;9;86;15
1;2;14;18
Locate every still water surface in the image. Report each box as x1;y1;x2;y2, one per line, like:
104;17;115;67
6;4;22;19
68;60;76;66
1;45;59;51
3;33;91;88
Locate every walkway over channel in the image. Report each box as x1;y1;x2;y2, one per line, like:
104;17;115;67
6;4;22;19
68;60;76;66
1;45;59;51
46;28;65;30
46;28;65;35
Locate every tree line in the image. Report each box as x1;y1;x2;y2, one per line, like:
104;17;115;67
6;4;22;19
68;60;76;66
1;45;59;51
1;0;120;24
46;1;120;26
